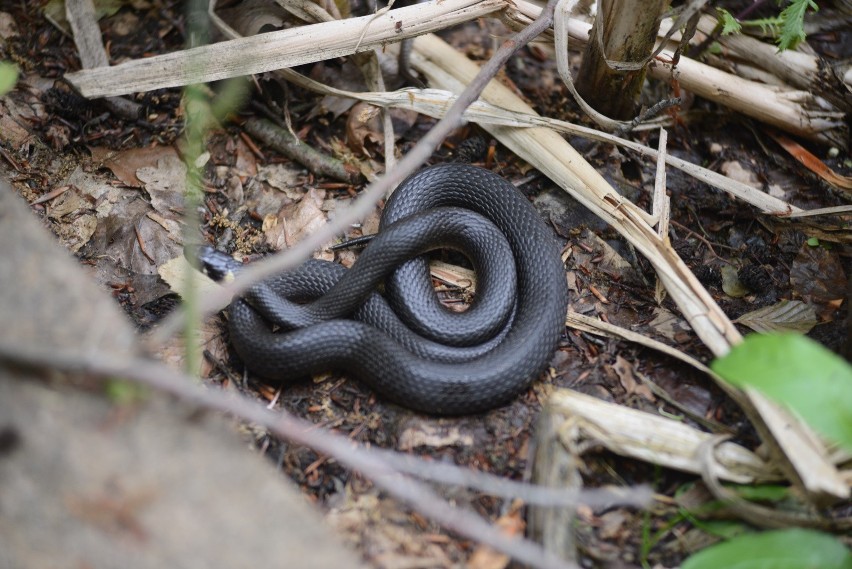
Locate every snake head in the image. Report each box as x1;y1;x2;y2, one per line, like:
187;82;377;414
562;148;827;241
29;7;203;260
185;245;242;283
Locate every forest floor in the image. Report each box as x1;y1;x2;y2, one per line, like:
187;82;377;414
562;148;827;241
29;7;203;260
0;1;849;568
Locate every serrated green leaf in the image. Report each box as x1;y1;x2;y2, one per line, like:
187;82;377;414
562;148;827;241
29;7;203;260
0;62;18;96
733;300;818;334
777;0;818;51
717;8;742;35
682;529;851;569
712;334;852;450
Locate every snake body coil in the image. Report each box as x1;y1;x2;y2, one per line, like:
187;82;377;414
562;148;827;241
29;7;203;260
223;164;568;414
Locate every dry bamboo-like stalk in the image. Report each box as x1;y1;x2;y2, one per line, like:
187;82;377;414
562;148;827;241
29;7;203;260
64;0;845;148
409;33;849;503
574;0;670;120
506;0;845;145
64;0;504;98
691;15;822;88
688;14;851;112
544;390;779;484
262;75;801;214
650;56;841;143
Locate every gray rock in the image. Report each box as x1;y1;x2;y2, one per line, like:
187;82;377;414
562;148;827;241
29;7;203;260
0;179;362;569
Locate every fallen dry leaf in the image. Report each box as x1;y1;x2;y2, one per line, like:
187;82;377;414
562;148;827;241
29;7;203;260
45;185;97;252
790;242;847;320
264;187;327;250
233;136;259;180
466;502;525;569
733;299;818;334
612;355;654;402
91;145;180;188
345;101;417;157
136;155;187;216
647;307;692;343
767;130;852;191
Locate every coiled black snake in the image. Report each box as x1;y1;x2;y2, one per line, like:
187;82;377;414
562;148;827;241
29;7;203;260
201;164;568;414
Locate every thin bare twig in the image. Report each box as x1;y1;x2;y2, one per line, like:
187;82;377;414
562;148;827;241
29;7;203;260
147;0;560;349
378;451;653;509
0;341;578;569
243;118;360;183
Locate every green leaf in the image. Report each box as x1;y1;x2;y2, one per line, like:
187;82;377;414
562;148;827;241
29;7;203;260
807;237;820;246
731;484;789;502
0;61;18;96
777;0;818;51
712;334;852;450
717;8;742;36
690;519;749;540
682;529;851;569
